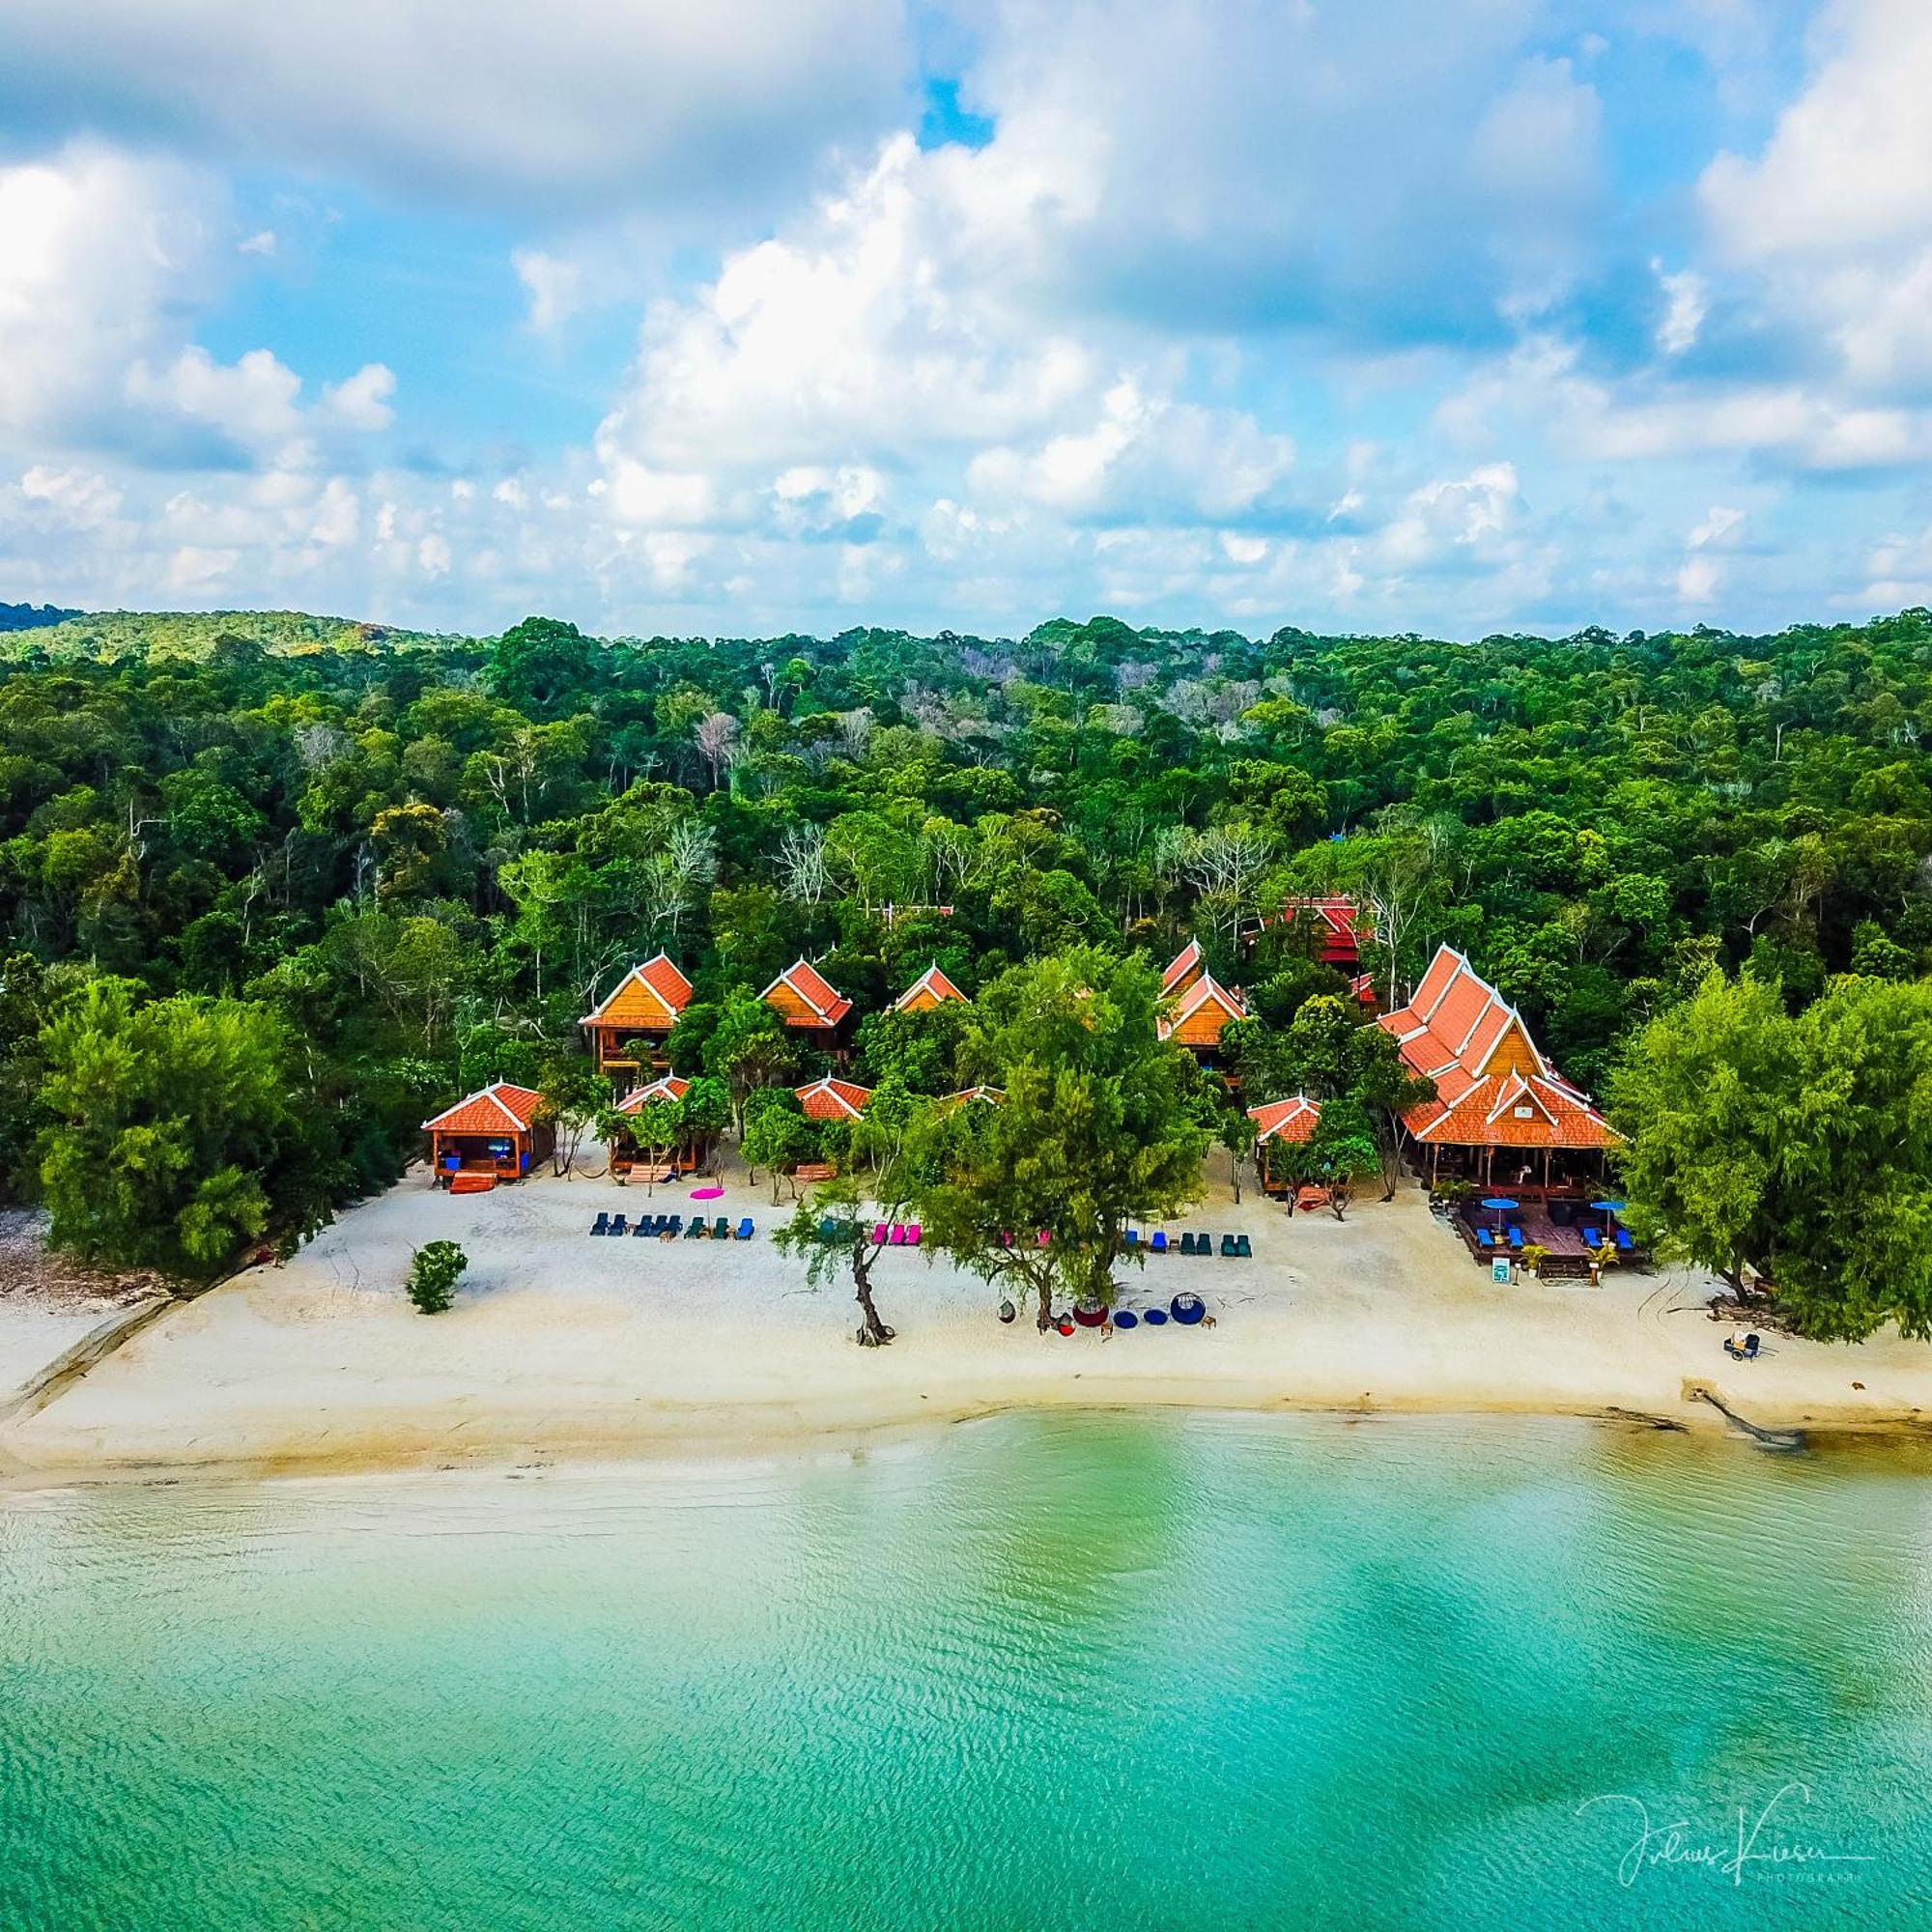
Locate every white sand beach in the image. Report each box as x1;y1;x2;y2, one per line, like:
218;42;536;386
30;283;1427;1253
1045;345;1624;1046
5;1154;1932;1481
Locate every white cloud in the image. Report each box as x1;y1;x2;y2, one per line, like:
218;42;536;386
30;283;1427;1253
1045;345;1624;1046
1676;553;1723;603
0;144;220;445
968;380;1293;522
309;477;359;547
513;249;584;333
1442;334;1932;473
323;364;397;432
126;345;303;449
599;136;1094;481
0;0;908;218
237;228;276;257
18;465;123;526
1689;503;1746;550
0;143;397;469
1653;263;1707;356
1701;0;1932;262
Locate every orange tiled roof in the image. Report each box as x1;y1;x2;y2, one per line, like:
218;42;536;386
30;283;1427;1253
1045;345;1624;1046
580;953;693;1028
1161;939;1205;997
1247;1094;1321;1144
1377;946;1617;1150
795;1075;872;1121
894;962;967;1010
763;959;854;1028
1157;972;1248;1044
422;1081;543;1135
615;1074;691;1114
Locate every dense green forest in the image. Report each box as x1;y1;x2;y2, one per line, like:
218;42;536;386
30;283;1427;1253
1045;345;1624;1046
6;606;1932;1327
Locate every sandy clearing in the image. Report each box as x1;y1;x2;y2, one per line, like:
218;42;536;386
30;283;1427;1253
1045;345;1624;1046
5;1156;1930;1481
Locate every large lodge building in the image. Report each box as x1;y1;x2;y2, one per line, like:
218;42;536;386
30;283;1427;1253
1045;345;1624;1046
1377;944;1618;1192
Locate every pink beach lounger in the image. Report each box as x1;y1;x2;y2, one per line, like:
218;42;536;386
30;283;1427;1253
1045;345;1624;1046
889;1224;907;1245
907;1225;921;1246
872;1223;889;1244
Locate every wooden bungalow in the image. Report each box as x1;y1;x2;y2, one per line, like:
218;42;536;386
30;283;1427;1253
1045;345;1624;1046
794;1075;873;1122
610;1073;715;1177
422;1082;552;1189
761;958;855;1051
1158;947;1249;1062
893;962;968;1013
579;953;694;1079
1281;895;1374;969
1246;1094;1321;1194
1378;946;1618;1196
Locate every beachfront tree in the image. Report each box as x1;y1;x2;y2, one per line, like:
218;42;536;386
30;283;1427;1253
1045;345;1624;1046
37;978;300;1276
702;986;803;1133
625;1094;684;1195
680;1076;730;1174
910;949;1210;1330
774;1080;929;1346
1302;1096;1381;1221
537;1056;605;1177
1215;1105;1257;1205
1607;971;1796;1299
405;1239;468;1314
1614;970;1932;1339
741;1087;816;1202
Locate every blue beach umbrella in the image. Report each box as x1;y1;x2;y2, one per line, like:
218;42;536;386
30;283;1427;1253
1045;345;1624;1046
1592;1198;1626;1214
1480;1195;1519;1234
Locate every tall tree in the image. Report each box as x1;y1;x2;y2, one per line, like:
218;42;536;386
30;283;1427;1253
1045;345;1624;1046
774;1080;929;1345
912;949;1209;1328
37;980;303;1275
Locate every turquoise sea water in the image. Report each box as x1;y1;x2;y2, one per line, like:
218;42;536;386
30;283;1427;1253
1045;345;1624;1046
4;1412;1931;1930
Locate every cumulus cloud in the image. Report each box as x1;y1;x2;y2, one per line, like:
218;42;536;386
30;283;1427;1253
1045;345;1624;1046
0;0;908;219
513;250;585;333
1701;0;1932;262
0;144;399;469
0;145;221;447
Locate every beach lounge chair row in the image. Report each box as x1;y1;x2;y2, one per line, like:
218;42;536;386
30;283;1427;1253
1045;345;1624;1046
589;1211;755;1239
1122;1229;1252;1259
871;1223;923;1246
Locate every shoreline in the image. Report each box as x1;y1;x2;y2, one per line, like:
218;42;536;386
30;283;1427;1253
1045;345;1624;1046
6;1164;1932;1489
9;1391;1932;1495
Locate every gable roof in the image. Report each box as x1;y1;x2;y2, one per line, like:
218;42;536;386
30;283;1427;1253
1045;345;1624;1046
894;962;967;1010
422;1081;543;1135
1377;946;1616;1150
762;958;854;1028
794;1075;873;1121
615;1073;691;1115
1161;939;1205;997
936;1084;1005;1111
1157;971;1249;1042
1246;1094;1321;1144
580;953;693;1028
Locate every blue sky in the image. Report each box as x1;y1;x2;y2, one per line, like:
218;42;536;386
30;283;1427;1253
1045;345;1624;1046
2;0;1930;639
